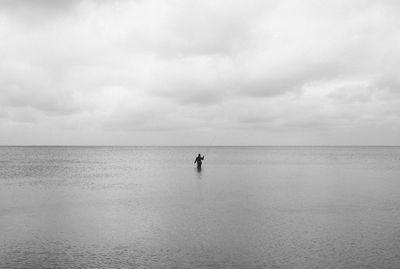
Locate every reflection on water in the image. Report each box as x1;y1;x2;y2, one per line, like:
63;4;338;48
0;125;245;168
196;166;202;174
1;146;400;268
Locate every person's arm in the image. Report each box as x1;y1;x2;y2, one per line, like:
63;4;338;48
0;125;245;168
201;156;204;160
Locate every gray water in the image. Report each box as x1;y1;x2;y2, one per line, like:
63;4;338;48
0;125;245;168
1;146;400;269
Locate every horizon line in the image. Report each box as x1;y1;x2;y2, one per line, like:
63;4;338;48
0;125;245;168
1;145;400;147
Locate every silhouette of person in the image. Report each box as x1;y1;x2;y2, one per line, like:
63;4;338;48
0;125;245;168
194;153;204;169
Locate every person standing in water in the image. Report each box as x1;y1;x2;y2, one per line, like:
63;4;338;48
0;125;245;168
194;153;204;169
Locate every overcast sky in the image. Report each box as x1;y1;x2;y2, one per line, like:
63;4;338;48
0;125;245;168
1;0;400;145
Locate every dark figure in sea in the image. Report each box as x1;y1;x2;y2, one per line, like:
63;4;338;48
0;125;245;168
194;153;204;169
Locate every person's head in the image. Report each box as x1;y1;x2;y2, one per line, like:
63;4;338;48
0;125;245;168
198;153;201;156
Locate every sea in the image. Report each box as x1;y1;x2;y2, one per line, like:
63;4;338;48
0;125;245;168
1;146;400;268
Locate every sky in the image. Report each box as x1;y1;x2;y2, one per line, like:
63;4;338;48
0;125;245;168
1;0;400;145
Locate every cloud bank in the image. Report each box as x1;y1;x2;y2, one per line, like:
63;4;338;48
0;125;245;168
1;0;400;145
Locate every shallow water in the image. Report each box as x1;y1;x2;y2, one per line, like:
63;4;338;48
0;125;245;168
1;146;400;268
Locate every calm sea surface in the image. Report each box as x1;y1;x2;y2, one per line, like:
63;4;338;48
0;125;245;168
1;146;400;268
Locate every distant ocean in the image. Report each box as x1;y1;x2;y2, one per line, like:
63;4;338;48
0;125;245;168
1;146;400;268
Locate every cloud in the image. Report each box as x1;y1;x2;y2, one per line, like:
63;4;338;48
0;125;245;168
0;0;80;11
1;0;400;144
